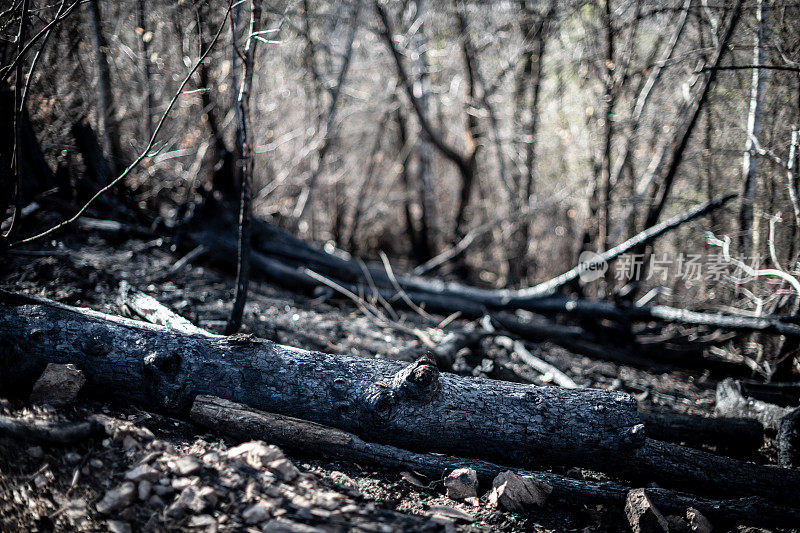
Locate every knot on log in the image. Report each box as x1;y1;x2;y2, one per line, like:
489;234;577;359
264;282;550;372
390;354;440;403
80;334;112;357
364;355;441;422
143;351;181;374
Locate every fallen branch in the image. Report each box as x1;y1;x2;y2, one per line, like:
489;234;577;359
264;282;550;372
0;415;103;445
190;395;800;529
118;281;207;335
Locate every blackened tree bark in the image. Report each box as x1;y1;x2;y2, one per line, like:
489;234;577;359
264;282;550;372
226;0;262;335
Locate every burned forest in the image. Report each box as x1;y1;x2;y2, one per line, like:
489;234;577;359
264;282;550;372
2;0;800;531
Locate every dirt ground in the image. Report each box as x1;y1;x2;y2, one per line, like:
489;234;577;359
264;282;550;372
0;232;788;532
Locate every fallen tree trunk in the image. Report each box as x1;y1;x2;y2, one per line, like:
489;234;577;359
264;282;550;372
0;293;643;471
184;204;800;339
3;293;800;505
190;395;800;529
638;409;763;453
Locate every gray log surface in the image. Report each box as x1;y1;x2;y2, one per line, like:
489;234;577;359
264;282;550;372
0;294;643;471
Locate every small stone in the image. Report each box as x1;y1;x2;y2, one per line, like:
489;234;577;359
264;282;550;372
148;494;165;508
138;480;152;500
165;486;209;519
27;446;44;459
153;484;174;497
686;507;713;533
29;363;86;406
487;471;552;512
122;435;140;451
201;452;220;464
125;465;160;482
665;515;691;533
428;505;474;522
268;458;299;482
329;471;356;489
188;514;216;528
172;477;195;490
106;520;132;533
227;441;284;469
625;488;669;533
262;518;324;532
89;458;103;469
34;474;48;489
444;468;478;500
197;486;218;508
172;456;201;476
96;482;137;514
65;452;82;464
242;502;272;524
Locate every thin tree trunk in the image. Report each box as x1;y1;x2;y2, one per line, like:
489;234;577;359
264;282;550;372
642;0;743;230
292;0;361;223
137;0;153;140
452;0;480;243
86;0;124;174
739;0;767;256
226;0;262;335
507;0;553;284
347;112;391;253
410;0;436;258
597;0;616;254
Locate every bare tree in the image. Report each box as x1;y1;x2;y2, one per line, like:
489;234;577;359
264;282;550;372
226;0;263;334
86;0;124;174
375;1;477;246
507;0;556;283
292;0;362;225
739;0;767;256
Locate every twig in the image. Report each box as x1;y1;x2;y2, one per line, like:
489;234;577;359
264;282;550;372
706;233;800;296
304;268;434;346
379;251;432;319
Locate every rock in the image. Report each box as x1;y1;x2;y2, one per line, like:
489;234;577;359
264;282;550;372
124;465;160;482
268;458;299;482
29;363;86;406
165;485;215;519
148;494;165;508
172;456;201;476
262;518;324;532
242;502;272;524
33;473;49;489
27;445;44;459
686;507;713;533
172;477;195;490
138;480;152;500
227;441;284;469
665;515;691;533
122;435;140;451
65;451;82;464
106;520;132;533
153;484;174;497
89;458;103;469
625;488;669;533
188;514;217;528
444;468;478;500
197;486;218;508
96;482;137;514
487;471;552;512
428;505;474;522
